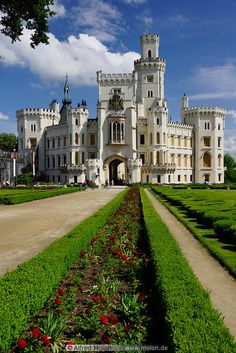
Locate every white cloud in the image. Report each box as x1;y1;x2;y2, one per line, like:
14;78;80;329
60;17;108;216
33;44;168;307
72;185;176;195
159;14;190;28
224;130;236;158
226;110;236;120
0;112;10;121
0;30;140;86
189;61;236;101
71;0;124;43
50;0;66;18
121;0;146;4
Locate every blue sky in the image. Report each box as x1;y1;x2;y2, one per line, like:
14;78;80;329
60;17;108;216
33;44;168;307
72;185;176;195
1;0;236;156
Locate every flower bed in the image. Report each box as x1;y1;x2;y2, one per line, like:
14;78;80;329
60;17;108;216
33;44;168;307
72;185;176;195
9;188;166;352
0;190;126;351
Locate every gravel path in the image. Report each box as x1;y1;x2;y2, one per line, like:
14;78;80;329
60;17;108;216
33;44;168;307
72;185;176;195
145;189;236;340
0;187;124;277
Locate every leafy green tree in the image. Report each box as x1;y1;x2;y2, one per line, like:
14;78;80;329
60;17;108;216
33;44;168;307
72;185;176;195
0;1;55;48
224;154;236;183
0;133;17;151
17;172;34;186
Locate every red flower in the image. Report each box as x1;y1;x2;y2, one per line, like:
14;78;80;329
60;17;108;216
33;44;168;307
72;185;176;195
111;235;115;240
55;297;62;305
139;295;145;302
88;256;94;260
58;288;65;296
99;293;106;302
79;286;84;292
98;305;104;311
57;309;63;315
102;334;110;344
18;338;28;349
42;335;51;345
92;296;99;303
31;327;40;337
124;325;130;333
121;254;127;261
109;315;118;324
133;251;139;256
66;341;74;345
100;315;109;324
80;251;86;257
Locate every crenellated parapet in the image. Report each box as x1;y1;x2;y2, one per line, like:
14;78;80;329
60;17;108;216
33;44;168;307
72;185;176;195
17;108;60;119
97;71;134;84
134;57;166;71
167;121;193;129
183;106;226;118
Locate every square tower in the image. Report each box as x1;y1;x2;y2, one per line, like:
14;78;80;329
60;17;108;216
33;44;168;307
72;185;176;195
140;34;159;59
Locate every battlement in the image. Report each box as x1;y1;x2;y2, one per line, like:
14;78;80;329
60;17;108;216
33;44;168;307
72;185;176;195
183;106;226;117
167;121;193;129
140;34;159;43
17;108;60;116
97;71;133;83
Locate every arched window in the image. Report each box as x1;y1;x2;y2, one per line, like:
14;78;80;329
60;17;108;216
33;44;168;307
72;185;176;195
113;121;121;143
156;132;160;144
163;132;166;144
82;133;84;145
218;154;222;168
75;133;79;144
150;151;153;164
82;151;85;164
203;152;211;168
75;118;78;126
150;133;153;145
156;151;160;164
148;49;152;58
75;151;79;165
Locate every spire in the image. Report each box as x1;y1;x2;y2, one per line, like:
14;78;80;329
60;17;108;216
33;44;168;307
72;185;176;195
64;74;70;101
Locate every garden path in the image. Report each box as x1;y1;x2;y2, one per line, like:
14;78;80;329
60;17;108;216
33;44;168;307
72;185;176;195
145;189;236;340
0;187;124;277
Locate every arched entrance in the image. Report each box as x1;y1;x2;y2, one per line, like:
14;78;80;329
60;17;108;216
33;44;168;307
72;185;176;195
104;155;127;185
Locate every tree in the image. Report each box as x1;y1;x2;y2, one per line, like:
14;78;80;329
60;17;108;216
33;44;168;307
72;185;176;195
0;0;55;48
0;133;17;151
224;153;236;183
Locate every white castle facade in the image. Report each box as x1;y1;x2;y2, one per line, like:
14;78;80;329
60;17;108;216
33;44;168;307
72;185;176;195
17;33;226;185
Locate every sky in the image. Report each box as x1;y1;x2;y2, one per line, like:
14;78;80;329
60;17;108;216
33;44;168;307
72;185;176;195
1;0;236;156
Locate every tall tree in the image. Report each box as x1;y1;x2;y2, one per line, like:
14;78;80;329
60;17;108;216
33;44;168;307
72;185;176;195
0;133;17;151
224;153;236;183
0;0;55;48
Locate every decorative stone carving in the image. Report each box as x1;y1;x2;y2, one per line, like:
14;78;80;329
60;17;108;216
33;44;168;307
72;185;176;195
108;94;124;111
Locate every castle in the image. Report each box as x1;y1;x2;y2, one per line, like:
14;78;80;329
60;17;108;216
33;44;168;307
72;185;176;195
16;33;226;185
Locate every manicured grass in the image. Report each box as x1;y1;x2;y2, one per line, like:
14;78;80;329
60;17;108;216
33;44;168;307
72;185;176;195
140;188;236;353
0;189;127;351
151;186;236;278
0;187;83;204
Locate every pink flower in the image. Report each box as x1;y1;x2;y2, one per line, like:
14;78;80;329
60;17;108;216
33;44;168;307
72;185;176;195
18;338;28;349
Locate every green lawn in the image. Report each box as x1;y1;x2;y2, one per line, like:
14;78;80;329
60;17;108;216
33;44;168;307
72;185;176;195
151;186;236;278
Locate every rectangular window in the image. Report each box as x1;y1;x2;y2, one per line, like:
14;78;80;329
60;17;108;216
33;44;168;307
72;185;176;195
58;138;60;147
29;138;37;148
63;136;66;147
90;134;96;145
177;155;181;167
184;136;187;147
140;154;145;164
218;137;221;148
177;136;181;147
147;75;154;83
170;154;175;163
171;135;174;146
218;174;222;182
31;124;36;132
140;134;145;145
190;175;192;182
204;137;211;147
89;152;96;159
218;124;221;130
178;175;181;182
184;155;187;167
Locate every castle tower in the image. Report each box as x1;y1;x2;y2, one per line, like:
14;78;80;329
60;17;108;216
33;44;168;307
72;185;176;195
140;34;159;59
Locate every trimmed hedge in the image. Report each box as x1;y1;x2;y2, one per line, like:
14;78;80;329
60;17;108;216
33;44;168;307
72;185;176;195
140;189;236;353
0;189;127;351
0;187;82;204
